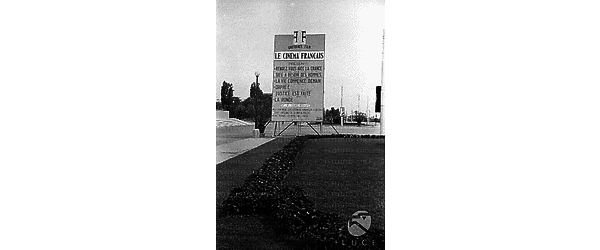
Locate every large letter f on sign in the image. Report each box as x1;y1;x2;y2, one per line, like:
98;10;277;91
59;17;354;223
293;31;299;43
293;30;307;44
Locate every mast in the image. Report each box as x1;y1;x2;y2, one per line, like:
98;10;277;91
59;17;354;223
341;85;344;126
380;29;385;135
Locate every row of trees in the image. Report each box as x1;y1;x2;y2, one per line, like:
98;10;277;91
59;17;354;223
218;80;375;130
324;107;341;124
324;108;369;126
218;80;271;133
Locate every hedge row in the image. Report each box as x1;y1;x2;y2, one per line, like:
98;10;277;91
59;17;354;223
220;134;385;249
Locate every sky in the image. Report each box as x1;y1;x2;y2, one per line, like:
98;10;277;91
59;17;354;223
216;0;385;115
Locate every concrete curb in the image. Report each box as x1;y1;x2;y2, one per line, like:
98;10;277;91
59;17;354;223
216;138;275;164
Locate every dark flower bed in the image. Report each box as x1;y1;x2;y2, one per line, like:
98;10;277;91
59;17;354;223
220;134;385;249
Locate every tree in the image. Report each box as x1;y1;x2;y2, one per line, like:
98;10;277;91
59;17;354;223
232;97;241;107
232;104;247;119
220;81;234;111
228;97;242;117
353;111;367;126
325;107;341;124
333;108;341;123
234;97;254;120
256;93;272;133
248;82;270;134
250;82;263;98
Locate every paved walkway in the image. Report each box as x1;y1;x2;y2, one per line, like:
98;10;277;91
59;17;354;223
216;137;295;249
216;138;275;164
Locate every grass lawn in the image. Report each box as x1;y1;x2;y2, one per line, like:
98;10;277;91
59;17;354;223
216;137;296;249
284;137;385;230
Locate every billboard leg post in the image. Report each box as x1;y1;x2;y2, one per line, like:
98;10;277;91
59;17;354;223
307;122;320;135
330;123;340;135
319;122;323;135
276;122;294;137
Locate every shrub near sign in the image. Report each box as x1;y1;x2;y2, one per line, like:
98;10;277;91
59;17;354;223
272;31;325;122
